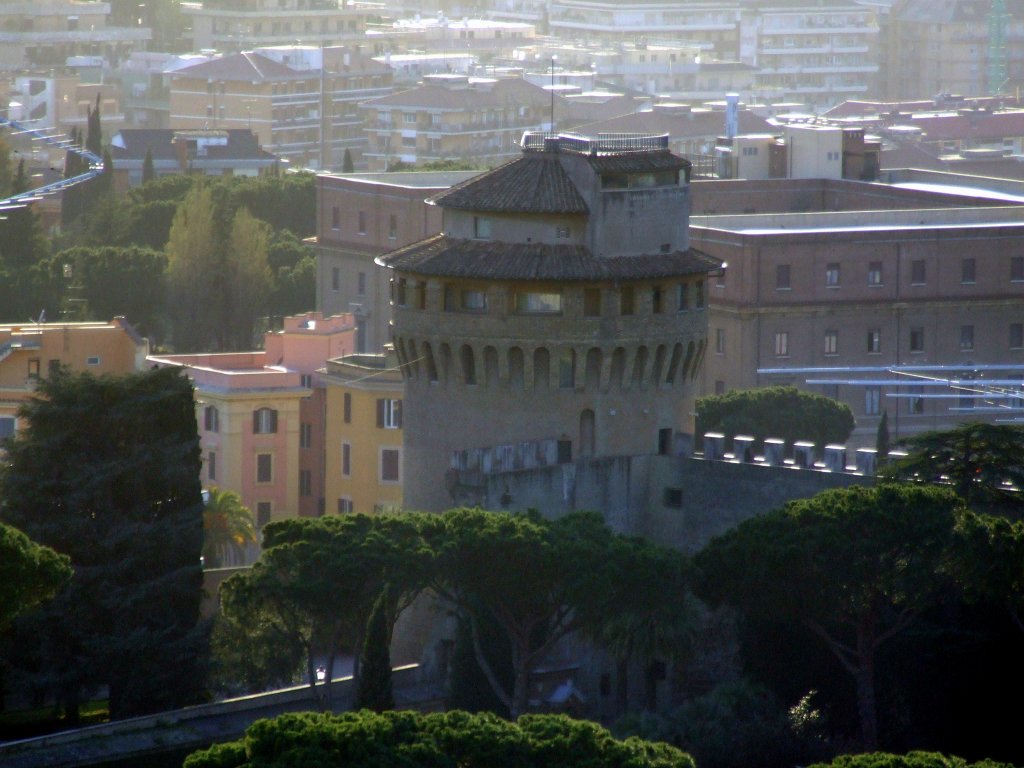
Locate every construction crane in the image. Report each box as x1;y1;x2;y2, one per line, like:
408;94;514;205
988;0;1009;95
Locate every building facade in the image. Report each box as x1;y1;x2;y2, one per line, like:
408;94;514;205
689;182;1024;444
321;350;404;516
360;75;555;171
0;1;150;70
314;170;480;352
182;0;367;53
150;312;355;527
169;47;392;170
378;132;718;512
0;317;149;441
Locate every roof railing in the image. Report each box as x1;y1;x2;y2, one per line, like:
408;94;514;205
521;131;670;154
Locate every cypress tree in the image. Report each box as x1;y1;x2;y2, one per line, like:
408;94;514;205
142;147;156;184
86;93;102;156
342;148;354;173
355;585;394;712
876;410;890;458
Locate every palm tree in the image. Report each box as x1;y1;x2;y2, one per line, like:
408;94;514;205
203;487;256;568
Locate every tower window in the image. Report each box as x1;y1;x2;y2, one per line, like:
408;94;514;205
515;291;562;313
473;216;492;239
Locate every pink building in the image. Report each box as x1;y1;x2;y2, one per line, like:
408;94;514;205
150;313;356;535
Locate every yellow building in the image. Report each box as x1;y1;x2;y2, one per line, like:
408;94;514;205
321;350;403;515
0;317;149;441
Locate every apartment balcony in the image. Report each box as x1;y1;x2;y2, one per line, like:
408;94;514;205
0;28;151;44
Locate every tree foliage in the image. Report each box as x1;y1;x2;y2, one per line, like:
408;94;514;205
166;183;221;351
615;681;831;768
354;585;394;712
880;422;1024;511
0;367;206;720
215;514;433;700
695;484;968;750
808;753;1016;768
0;521;72;630
428;509;685;718
183;710;695;768
695;386;855;448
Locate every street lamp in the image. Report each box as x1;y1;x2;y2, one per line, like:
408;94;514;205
550;54;557;133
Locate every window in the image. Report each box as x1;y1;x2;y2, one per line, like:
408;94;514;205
337;497;353;514
960;324;975;351
515;292;562;313
473;216;492;239
908;386;924;415
256;453;273;483
652;286;663;314
865;386;880;416
208;451;217;481
377;398;402;429
388;214;398;239
776;264;791;290
555;225;571;238
86;356;101;366
253;407;278;434
1012;323;1024;349
867;329;881;354
331;206;340;229
27;358;39;380
1012;256;1024;282
300;374;313;388
299;469;312;497
620;286;635;315
0;415;16;440
357;211;367;234
868;261;882;286
715;379;726;395
824;330;838;356
343;392;352;423
694;280;705;309
403;111;416;124
911;259;926;285
825;263;840;287
910;327;924;353
962;257;976;284
677;282;688;311
774;331;789;357
445;286;487;312
715;328;726;355
331;267;340;291
380;447;400;483
357;271;366;296
342;441;351;476
256;502;271;528
557;439;573;463
204;405;219;432
583;288;601;317
300;422;312;449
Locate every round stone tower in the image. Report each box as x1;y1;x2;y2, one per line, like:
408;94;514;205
378;133;719;512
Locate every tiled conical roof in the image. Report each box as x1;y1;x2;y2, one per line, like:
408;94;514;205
429;153;589;215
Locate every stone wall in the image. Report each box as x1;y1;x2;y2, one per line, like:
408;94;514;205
449;452;873;554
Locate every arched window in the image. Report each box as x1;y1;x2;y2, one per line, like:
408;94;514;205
579;409;595;457
610;347;626;389
423;341;439;383
666;343;683;385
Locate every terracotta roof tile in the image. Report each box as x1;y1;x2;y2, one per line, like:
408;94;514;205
377;235;719;281
429;154;589;214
